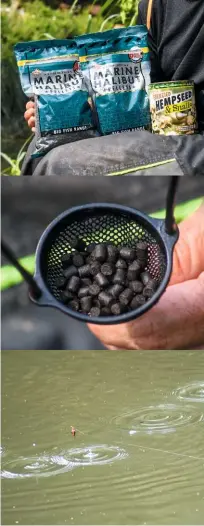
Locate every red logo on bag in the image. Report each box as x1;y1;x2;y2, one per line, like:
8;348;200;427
129;49;143;62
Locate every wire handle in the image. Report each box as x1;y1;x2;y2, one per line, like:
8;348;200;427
1;239;42;299
165;176;180;235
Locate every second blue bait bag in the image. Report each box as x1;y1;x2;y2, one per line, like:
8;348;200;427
78;26;151;136
14;39;94;158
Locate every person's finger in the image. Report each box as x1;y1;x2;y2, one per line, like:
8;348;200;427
26;100;35;110
31;127;36;133
170;202;204;285
28;116;35;129
88;271;204;350
24;108;35;122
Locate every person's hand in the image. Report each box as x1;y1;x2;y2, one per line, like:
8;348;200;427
24;101;35;132
88;203;204;350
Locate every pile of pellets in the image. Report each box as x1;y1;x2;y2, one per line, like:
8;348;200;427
55;238;158;317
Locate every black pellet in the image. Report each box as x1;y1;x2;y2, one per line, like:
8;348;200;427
55;277;67;289
89;306;101;317
101;262;115;276
127;260;141;281
141;271;151;286
63;265;78;280
93;298;100;307
129;280;143;294
86;243;96;254
112;269;126;285
111;303;126;315
60;290;74;303
86;254;94;264
67;276;80;293
72;253;84;268
95;272;109;288
119;288;133;306
92;244;107;262
136;242;148;260
80;296;92;313
81;278;92;287
116;258;127;269
70;237;86;251
78;264;91;278
78;286;90;299
119;247;136;261
98;291;113;307
107;244;118;262
101;307;111;316
108;284;124;299
61;253;72;268
69;299;80;311
89;283;100;297
90;261;101;276
131;295;146;309
143;280;157;298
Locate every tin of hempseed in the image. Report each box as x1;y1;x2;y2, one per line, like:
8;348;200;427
95;272;109;288
89;284;100;297
78;286;90;299
72;253;84;268
81;278;92;287
63;265;78;280
111;303;126;315
131;295;146;308
129;280;143;294
119;247;136;261
136;242;148;259
69;299;80;311
80;296;92;313
127;261;141;280
101;262;115;276
108;284;124;299
67;276;80;293
90;261;101;276
78;264;91;278
98;291;113;307
86;243;96;254
70;237;86;251
116;259;127;269
101;307;111;316
60;290;74;303
141;271;151;286
55;277;67;289
113;269;126;285
92;244;107;262
89;306;101;317
61;253;72;268
119;288;133;306
107;244;119;262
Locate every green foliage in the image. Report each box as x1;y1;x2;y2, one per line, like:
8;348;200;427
1;136;32;175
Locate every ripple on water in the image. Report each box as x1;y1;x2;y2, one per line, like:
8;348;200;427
113;404;204;435
1;445;128;479
173;382;204;403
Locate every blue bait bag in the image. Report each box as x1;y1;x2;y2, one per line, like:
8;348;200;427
78;26;151;135
14;39;94;158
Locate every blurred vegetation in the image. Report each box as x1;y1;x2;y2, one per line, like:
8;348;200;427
1;0;140;173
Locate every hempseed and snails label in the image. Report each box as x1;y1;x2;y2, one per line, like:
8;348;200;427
149;81;198;135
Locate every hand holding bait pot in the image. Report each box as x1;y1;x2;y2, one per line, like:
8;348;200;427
14;39;94;158
77;26;151;135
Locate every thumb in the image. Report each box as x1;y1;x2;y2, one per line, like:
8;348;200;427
169;202;204;285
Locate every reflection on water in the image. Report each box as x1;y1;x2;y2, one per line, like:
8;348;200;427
1;350;204;525
174;382;204;402
114;403;204;435
1;446;128;479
